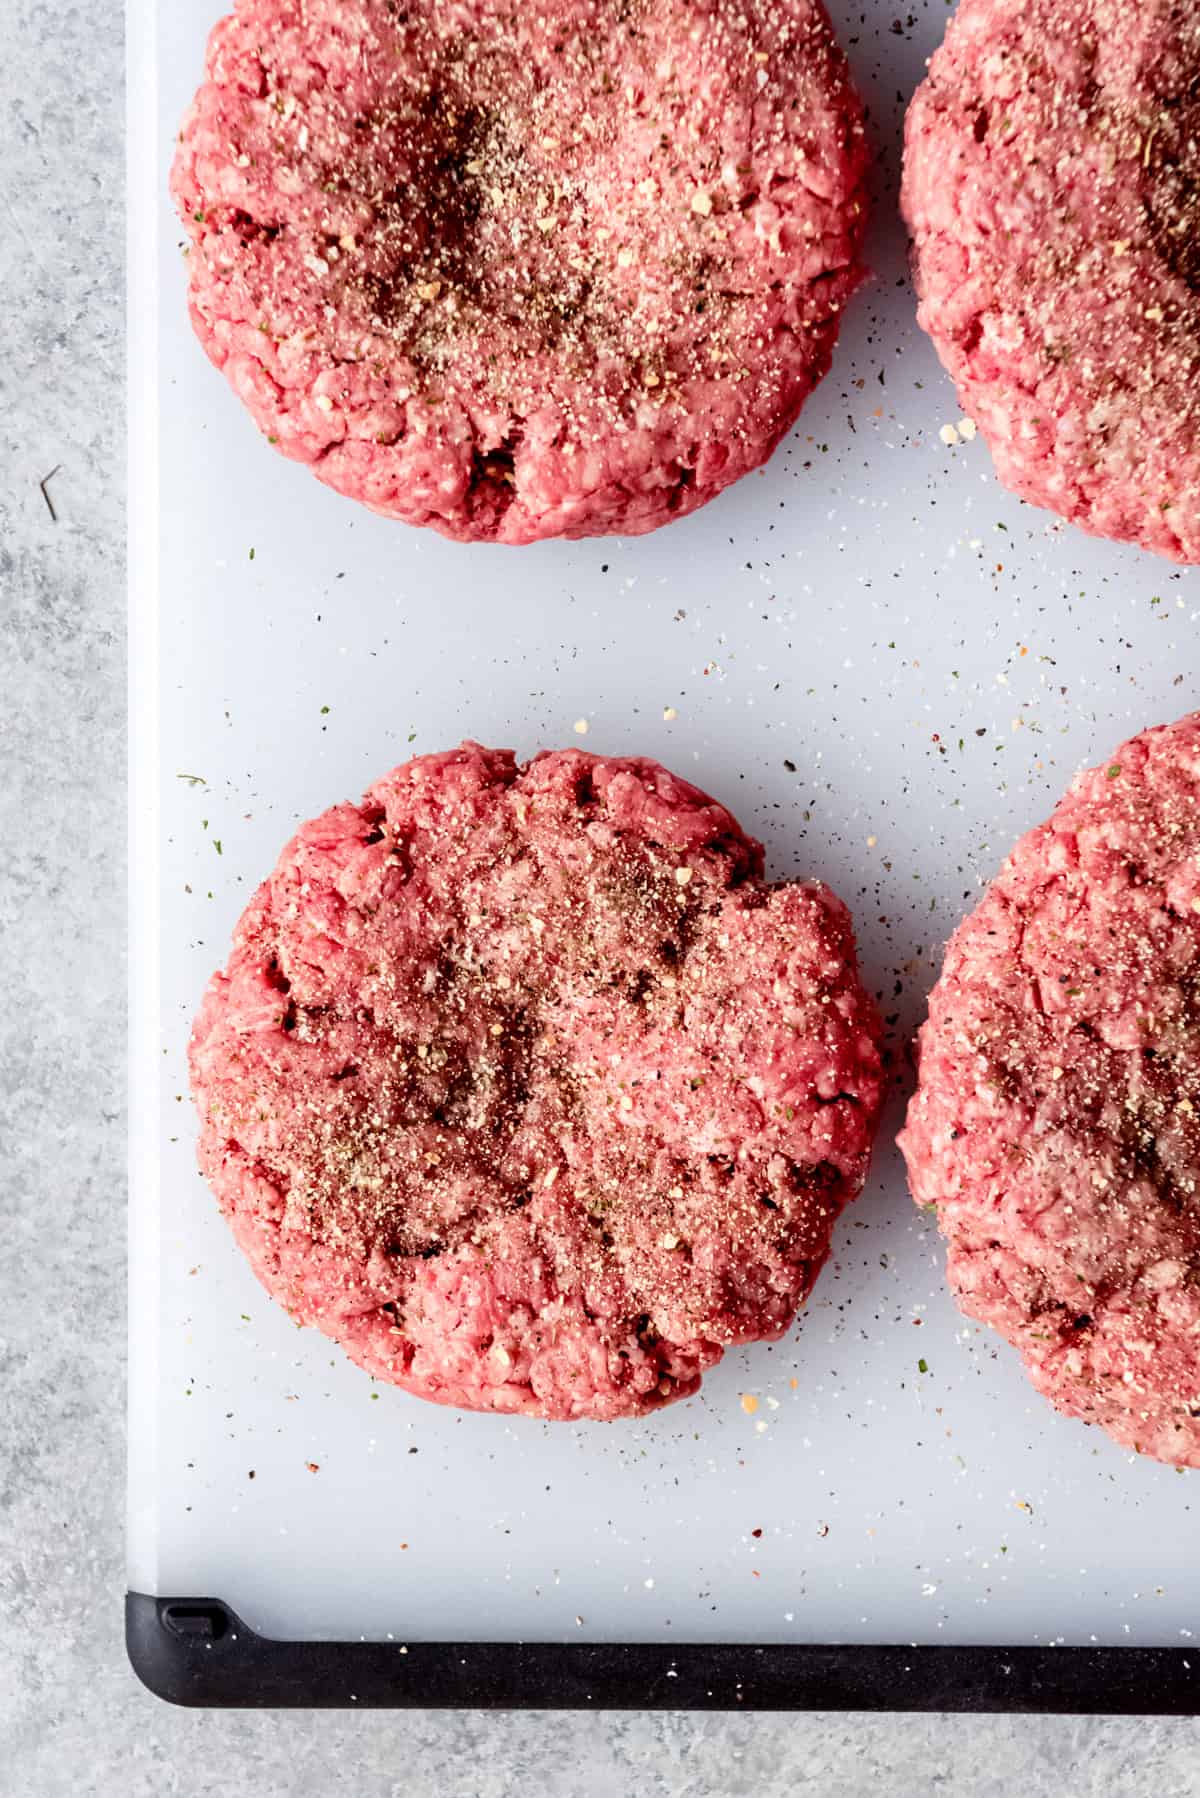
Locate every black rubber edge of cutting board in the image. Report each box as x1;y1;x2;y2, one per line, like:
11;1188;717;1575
126;1593;1200;1711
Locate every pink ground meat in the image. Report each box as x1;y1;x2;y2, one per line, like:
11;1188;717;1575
190;744;883;1421
903;0;1200;563
172;0;868;544
900;713;1200;1466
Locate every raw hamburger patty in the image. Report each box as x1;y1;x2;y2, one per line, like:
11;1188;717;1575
900;714;1200;1466
902;0;1200;564
189;745;883;1421
171;0;869;545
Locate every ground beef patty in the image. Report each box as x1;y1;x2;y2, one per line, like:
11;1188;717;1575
900;714;1200;1467
190;745;883;1421
171;0;868;545
903;0;1200;564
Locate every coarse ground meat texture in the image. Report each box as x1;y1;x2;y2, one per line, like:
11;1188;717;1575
190;745;883;1421
900;714;1200;1467
171;0;868;545
902;0;1200;564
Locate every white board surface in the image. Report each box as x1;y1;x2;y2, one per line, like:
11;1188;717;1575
129;0;1200;1646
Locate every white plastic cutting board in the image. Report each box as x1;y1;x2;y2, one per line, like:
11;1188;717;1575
130;0;1200;1647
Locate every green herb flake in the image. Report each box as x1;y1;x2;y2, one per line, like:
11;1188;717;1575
918;1358;929;1374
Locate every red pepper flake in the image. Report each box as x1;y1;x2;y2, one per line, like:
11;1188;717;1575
306;1461;320;1473
751;1527;763;1538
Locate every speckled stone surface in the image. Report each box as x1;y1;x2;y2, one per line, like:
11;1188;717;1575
3;0;1200;1790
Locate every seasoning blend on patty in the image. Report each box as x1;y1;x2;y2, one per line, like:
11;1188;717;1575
900;714;1200;1467
903;0;1200;564
172;0;869;544
190;745;884;1421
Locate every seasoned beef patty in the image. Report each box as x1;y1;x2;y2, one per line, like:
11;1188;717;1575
190;744;884;1420
903;0;1200;563
172;0;869;543
901;713;1200;1466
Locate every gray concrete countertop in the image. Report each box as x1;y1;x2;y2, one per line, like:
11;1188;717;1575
3;1;1199;1791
